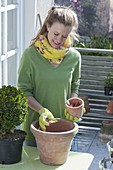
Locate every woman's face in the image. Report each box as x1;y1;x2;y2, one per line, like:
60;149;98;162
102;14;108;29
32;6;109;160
47;22;72;49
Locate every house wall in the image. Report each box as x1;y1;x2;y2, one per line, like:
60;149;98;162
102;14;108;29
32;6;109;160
23;0;54;49
96;0;113;36
54;0;113;37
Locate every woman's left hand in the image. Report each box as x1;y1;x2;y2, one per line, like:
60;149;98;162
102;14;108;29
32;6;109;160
64;108;85;122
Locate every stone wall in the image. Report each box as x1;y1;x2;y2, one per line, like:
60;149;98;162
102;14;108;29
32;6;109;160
96;0;113;37
54;0;113;38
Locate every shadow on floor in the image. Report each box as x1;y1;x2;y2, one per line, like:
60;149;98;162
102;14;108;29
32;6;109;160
76;127;109;170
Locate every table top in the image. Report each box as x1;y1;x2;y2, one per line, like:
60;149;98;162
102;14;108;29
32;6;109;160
0;146;94;170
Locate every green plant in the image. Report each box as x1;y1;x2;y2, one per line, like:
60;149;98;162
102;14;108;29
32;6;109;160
74;36;113;49
104;73;113;88
0;85;28;138
74;35;113;56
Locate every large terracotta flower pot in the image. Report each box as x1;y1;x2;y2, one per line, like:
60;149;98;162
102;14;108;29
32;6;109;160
66;97;84;118
30;118;78;165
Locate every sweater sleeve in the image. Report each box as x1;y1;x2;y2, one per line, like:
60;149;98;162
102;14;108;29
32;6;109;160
18;48;34;97
71;49;81;94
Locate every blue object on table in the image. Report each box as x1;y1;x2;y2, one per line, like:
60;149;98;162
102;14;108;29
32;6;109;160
70;134;78;152
70;118;82;152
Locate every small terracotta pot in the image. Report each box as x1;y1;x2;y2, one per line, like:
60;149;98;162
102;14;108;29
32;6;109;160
30;118;78;165
106;101;113;115
66;97;84;118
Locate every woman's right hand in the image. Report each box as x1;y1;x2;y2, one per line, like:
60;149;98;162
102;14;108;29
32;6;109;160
39;108;57;131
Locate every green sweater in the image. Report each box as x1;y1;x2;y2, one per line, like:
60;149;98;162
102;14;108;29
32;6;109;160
18;45;81;141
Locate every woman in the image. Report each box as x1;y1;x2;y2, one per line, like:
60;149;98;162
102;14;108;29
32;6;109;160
18;6;82;146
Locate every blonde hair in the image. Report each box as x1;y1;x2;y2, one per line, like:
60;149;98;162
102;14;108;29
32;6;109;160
30;6;78;46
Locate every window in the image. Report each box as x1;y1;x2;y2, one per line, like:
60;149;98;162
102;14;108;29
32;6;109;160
0;0;23;87
0;0;54;87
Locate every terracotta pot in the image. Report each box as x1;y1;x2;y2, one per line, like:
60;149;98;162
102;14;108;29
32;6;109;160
79;95;90;114
66;97;84;118
98;120;113;142
106;101;113;115
30;118;78;165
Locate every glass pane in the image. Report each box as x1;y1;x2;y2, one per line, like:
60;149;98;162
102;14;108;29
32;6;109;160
1;12;3;55
7;9;17;51
2;60;6;85
7;0;18;5
8;54;17;86
1;0;4;6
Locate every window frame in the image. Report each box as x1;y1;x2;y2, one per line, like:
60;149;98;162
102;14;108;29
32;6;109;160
0;0;23;87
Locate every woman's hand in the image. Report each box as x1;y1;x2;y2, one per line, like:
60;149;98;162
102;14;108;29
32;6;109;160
39;108;57;131
64;108;86;123
64;109;81;122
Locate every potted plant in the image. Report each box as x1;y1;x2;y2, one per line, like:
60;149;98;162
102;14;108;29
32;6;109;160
104;73;113;96
0;85;28;164
31;118;78;165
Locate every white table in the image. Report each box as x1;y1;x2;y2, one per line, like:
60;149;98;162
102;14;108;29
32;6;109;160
0;146;94;170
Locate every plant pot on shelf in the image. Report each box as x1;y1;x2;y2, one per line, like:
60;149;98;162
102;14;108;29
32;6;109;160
79;95;90;114
106;101;113;115
104;87;113;96
104;73;113;96
98;120;113;143
30;118;78;165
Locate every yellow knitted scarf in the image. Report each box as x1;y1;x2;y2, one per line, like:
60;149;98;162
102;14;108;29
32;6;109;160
34;35;71;65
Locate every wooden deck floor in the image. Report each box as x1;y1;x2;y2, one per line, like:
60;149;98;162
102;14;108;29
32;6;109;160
76;127;109;170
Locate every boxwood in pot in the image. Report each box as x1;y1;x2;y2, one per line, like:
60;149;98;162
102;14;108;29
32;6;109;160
104;73;113;96
0;85;28;164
